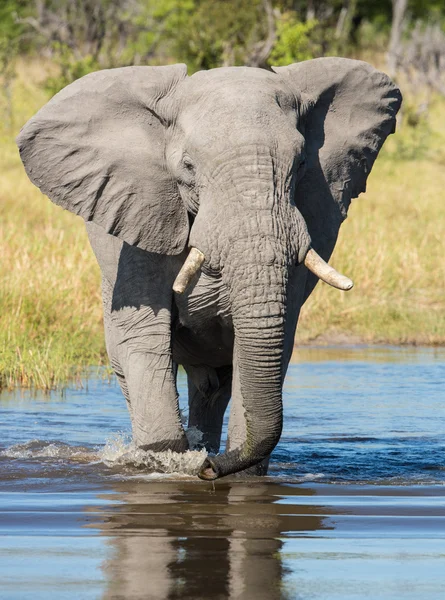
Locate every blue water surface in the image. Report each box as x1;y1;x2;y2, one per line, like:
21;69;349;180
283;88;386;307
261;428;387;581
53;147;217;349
0;346;444;600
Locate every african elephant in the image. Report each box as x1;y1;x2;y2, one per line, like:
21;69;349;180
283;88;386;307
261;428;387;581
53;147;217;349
17;58;401;480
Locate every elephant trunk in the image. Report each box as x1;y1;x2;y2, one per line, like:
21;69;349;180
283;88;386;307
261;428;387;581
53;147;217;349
199;238;288;479
191;153;350;479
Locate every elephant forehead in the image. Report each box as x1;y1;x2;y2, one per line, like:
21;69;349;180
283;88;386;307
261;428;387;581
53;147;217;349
186;67;294;106
178;76;300;149
191;66;277;84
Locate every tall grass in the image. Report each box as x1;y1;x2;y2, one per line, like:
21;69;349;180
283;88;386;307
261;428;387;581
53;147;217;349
1;60;444;389
0;61;106;390
298;100;445;344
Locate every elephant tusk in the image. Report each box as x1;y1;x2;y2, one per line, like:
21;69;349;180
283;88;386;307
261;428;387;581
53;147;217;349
173;247;205;294
304;248;354;291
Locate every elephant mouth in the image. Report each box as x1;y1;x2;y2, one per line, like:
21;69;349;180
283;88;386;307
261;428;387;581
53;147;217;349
173;245;353;296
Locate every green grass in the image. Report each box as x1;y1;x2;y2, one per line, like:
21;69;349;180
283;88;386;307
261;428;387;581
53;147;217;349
1;60;444;389
298;98;445;344
0;61;107;390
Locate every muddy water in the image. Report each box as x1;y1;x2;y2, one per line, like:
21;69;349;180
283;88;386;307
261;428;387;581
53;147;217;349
0;347;444;599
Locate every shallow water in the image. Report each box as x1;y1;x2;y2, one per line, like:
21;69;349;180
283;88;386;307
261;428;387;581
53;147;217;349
1;346;444;599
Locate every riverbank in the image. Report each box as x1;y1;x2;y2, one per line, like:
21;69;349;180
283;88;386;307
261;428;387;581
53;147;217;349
1;61;444;390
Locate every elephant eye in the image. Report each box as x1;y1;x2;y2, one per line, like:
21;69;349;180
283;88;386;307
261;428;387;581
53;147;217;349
182;154;195;173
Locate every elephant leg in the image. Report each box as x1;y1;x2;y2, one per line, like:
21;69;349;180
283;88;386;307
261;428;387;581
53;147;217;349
226;347;270;476
112;252;188;452
101;276;133;417
122;342;187;452
186;365;232;454
88;223;188;453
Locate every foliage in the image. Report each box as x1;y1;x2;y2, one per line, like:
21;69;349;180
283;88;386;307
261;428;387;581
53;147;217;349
2;0;444;89
0;0;29;128
20;0;140;94
269;15;319;65
391;104;431;160
0;0;27;68
131;0;273;72
44;44;100;96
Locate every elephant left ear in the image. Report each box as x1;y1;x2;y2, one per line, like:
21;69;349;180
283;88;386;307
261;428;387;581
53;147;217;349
17;65;189;255
272;58;402;259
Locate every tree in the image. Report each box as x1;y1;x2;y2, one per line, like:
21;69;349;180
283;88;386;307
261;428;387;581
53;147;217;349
269;14;320;66
0;0;30;130
19;0;143;93
147;0;277;71
388;0;408;75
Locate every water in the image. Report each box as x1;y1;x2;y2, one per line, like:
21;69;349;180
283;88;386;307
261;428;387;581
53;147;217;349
1;346;444;599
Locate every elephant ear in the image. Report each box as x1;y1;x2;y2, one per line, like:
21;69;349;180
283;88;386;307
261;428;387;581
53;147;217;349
17;64;189;254
272;58;401;264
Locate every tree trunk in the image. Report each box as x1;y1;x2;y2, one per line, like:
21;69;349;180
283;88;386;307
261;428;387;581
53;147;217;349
388;0;408;76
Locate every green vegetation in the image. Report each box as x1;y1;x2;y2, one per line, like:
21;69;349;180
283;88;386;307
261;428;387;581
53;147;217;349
298;103;445;345
0;62;106;389
1;1;445;389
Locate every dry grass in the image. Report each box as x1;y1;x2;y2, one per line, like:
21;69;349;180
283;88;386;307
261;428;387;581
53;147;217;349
298;98;445;344
1;60;444;389
0;60;106;390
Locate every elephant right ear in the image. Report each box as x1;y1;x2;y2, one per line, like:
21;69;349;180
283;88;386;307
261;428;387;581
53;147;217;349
272;58;402;261
17;64;189;255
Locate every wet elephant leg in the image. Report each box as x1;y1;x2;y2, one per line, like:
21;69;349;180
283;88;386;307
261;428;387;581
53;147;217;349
87;223;187;453
187;365;232;454
101;276;133;417
112;248;188;452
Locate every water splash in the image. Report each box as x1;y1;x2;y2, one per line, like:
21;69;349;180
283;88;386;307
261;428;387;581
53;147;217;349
1;430;208;477
185;425;204;449
100;433;207;475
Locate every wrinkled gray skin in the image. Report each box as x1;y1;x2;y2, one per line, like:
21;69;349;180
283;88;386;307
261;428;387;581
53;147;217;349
17;58;401;479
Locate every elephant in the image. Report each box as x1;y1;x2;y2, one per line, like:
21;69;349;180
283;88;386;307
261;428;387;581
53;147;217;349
16;58;401;480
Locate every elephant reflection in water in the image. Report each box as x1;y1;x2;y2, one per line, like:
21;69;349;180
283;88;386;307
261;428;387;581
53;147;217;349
93;481;329;600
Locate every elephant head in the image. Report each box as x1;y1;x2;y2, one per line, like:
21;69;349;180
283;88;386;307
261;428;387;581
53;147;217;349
17;59;401;479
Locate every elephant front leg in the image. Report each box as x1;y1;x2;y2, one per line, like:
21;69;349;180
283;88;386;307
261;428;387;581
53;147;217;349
124;338;188;453
87;223;188;453
186;365;232;454
110;250;188;453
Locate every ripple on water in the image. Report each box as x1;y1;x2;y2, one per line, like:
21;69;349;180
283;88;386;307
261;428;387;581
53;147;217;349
0;434;208;484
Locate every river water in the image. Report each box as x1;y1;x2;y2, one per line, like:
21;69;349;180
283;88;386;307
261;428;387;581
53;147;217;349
0;346;444;599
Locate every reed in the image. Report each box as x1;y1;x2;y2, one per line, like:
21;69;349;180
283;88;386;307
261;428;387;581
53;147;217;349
1;61;444;389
